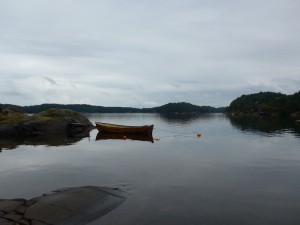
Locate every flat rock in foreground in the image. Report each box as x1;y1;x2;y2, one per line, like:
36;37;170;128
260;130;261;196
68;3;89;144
0;186;127;225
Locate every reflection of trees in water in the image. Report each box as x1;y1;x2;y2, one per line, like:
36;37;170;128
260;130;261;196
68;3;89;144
158;113;215;125
228;115;300;137
96;132;154;143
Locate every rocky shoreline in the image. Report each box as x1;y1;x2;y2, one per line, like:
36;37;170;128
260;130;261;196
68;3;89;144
0;108;94;150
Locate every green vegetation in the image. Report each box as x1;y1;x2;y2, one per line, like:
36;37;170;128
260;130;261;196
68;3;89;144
227;91;300;115
3;91;299;116
21;104;140;113
1;102;225;114
0;104;23;113
32;108;92;125
0;105;27;125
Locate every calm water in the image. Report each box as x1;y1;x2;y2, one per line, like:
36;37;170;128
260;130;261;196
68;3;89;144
1;113;300;225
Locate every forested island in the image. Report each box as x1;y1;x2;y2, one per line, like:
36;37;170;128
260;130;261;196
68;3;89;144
0;102;226;114
227;91;300;116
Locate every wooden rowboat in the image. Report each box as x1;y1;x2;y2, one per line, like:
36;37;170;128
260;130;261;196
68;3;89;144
95;122;154;135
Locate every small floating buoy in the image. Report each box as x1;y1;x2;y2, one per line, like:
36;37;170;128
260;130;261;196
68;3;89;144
197;133;202;138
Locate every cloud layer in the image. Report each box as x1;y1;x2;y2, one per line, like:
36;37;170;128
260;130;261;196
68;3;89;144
1;0;299;107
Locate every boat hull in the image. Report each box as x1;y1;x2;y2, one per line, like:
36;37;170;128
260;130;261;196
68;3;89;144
95;122;154;135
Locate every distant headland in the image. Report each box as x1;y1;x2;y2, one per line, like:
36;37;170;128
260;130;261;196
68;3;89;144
227;91;300;117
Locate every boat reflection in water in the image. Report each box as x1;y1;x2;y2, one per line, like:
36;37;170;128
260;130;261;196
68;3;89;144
96;132;154;143
95;122;154;143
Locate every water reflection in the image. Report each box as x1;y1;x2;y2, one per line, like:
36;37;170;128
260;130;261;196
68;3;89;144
228;115;300;137
158;113;214;125
1;113;300;225
0;133;90;151
96;132;154;143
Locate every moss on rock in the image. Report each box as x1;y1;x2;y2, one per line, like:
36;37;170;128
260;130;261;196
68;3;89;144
0;108;93;139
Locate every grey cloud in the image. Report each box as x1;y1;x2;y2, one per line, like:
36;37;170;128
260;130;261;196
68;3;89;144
2;91;24;97
0;0;299;107
43;76;58;85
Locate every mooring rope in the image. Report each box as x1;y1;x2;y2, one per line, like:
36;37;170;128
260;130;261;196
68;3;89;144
153;127;202;139
154;127;197;135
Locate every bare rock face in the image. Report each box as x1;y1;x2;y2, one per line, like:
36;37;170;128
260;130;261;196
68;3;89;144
0;186;127;225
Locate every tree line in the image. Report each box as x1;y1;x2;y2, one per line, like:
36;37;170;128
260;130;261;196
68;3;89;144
2;91;299;115
227;91;300;115
0;102;226;114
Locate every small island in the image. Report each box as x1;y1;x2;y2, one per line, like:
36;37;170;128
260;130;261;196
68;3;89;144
226;91;300;117
0;108;93;139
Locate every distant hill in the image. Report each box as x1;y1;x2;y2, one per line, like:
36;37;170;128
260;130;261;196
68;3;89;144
227;91;300;115
145;102;225;113
1;102;226;114
0;104;24;113
21;103;140;113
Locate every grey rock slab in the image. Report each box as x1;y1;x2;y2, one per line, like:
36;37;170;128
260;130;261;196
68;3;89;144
24;200;35;206
32;186;125;213
24;201;73;224
0;200;24;213
5;186;128;225
31;220;48;225
18;219;31;225
0;217;15;225
4;211;23;222
15;205;28;214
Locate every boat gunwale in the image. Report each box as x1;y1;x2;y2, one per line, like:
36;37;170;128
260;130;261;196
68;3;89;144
95;122;153;129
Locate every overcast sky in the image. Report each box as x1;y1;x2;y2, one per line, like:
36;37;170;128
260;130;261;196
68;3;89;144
1;0;299;107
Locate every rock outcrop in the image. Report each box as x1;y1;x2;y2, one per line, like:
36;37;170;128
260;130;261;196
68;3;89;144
0;108;93;139
0;108;94;150
0;186;127;225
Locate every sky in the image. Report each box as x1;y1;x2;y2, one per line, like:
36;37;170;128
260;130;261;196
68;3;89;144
0;0;300;108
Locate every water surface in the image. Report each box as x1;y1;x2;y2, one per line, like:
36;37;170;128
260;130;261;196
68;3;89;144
1;113;300;225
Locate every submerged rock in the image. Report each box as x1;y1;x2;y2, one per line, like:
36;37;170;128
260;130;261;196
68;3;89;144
0;186;127;225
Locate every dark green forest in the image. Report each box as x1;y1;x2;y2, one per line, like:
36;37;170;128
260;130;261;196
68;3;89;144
227;91;300;115
0;102;226;114
146;102;226;113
